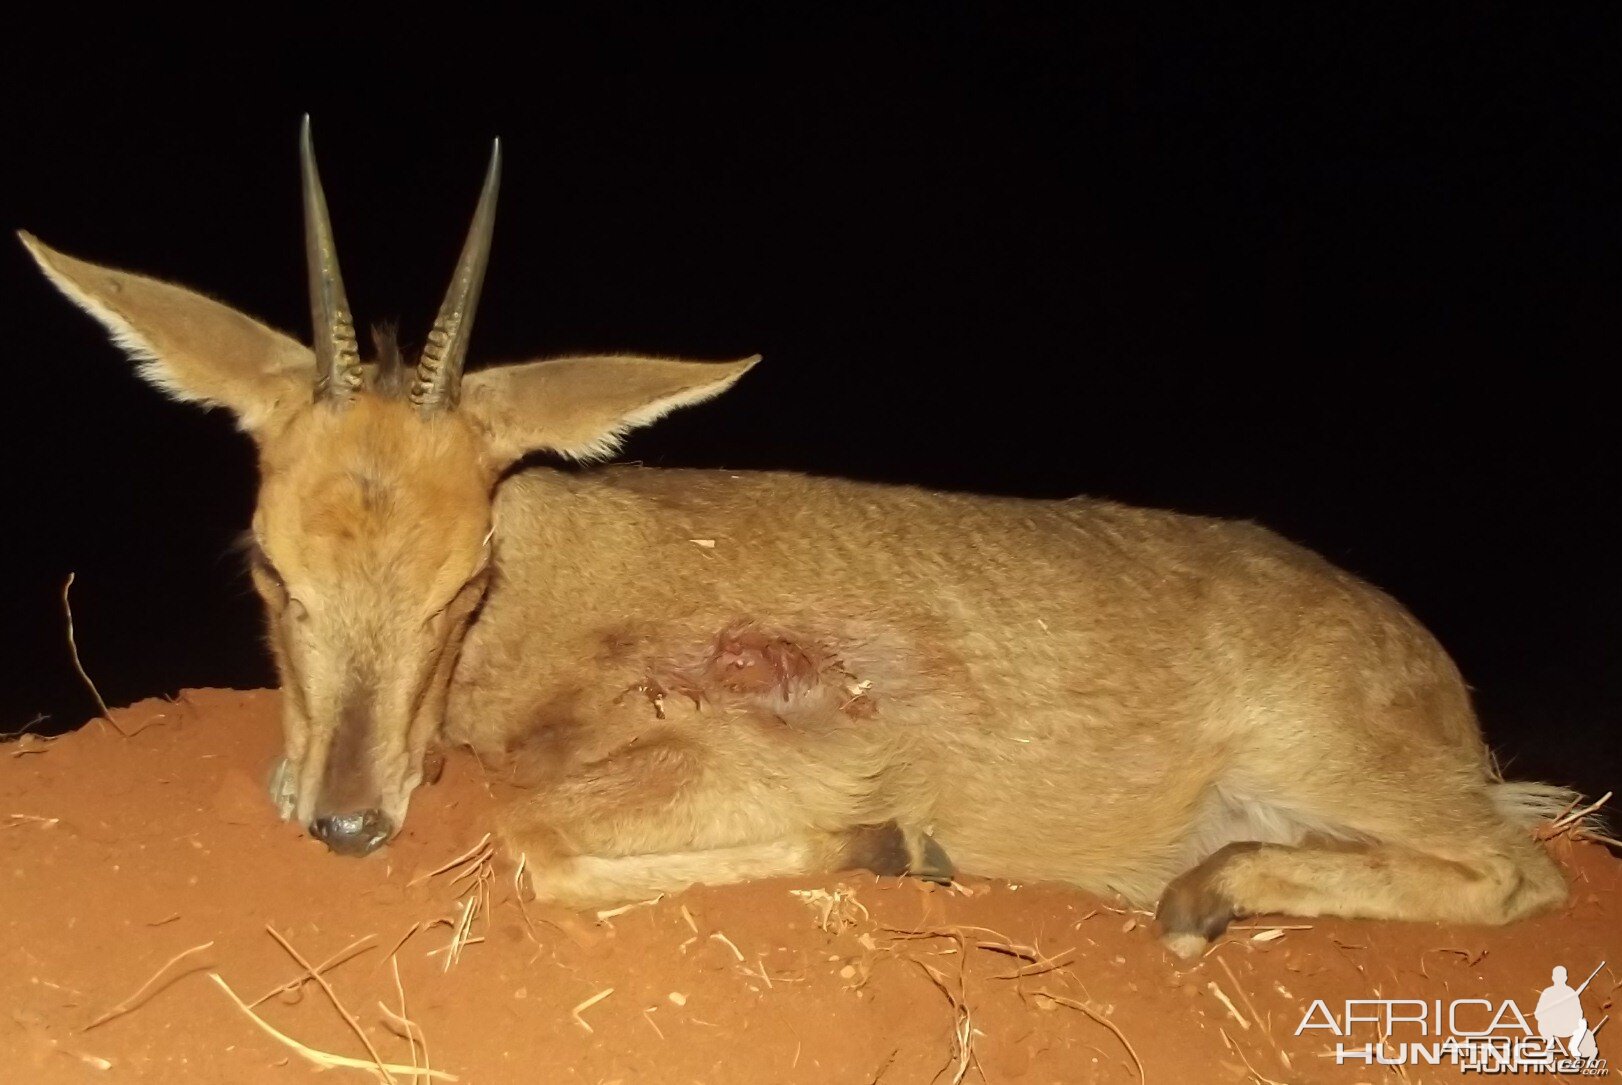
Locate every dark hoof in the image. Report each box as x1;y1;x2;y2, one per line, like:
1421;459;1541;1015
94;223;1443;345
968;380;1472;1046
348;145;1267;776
908;833;956;885
840;823;958;884
1156;841;1260;958
842;822;911;877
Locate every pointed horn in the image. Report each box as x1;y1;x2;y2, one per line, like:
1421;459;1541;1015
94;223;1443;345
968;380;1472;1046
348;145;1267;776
300;116;362;402
412;139;501;412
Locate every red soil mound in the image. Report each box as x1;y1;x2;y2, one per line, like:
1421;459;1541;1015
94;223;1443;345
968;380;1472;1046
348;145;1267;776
2;690;1617;1083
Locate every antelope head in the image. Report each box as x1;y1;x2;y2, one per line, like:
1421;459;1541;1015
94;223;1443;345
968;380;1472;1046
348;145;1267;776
22;119;758;855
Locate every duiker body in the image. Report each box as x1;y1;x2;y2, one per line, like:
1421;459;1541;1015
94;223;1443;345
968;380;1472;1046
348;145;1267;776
24;123;1572;955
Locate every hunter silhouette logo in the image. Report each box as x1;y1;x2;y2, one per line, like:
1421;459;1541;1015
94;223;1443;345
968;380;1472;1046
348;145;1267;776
1296;959;1609;1073
1535;963;1603;1062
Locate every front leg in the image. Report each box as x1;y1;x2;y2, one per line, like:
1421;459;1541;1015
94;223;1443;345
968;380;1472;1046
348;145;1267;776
500;730;934;907
500;731;793;905
518;837;832;908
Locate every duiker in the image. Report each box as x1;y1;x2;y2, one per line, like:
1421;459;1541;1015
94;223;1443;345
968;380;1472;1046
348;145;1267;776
24;121;1575;955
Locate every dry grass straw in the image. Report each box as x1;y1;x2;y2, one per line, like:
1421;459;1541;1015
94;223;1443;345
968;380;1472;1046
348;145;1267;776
997;946;1076;981
0;713;49;742
1207;980;1250;1030
210;973;456;1081
425;937;486;961
870;923;1038;1084
571;987;614;1032
507;854;585;949
61;573;128;737
510;854;542;944
1215;956;1292;1073
914;956;979;1085
790;884;871;933
83;940;215;1030
710;930;746;961
8;733;54;756
382;953;434;1084
265;925;394;1084
413;835;496;971
382;925;422;967
798;901;964;1063
411;834;493;886
9;813;60;827
1219;1027;1289;1085
872;919;1143;1085
1539;790;1621;849
596;895;664;921
1033;989;1145;1084
439;893;482;971
877;924;1044;968
248;933;376;1008
1232;923;1312;932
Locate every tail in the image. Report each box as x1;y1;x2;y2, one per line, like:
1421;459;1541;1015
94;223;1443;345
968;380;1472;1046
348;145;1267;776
1490;780;1613;842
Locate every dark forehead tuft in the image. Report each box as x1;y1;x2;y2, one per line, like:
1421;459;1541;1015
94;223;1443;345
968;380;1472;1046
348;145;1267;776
371;322;409;398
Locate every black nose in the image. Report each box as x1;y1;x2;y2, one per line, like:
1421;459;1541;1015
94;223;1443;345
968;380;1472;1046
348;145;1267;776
309;809;393;856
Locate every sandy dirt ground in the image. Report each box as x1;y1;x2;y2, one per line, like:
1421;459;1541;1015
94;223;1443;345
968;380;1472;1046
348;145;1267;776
2;689;1617;1084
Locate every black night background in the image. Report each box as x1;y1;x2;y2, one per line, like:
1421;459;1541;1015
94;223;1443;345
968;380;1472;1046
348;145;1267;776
2;9;1616;802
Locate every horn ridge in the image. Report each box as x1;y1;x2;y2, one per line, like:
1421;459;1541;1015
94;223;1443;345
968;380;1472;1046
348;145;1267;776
300;116;362;402
411;138;501;413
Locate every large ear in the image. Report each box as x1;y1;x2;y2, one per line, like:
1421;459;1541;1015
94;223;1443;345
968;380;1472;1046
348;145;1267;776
461;354;760;464
20;232;315;432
